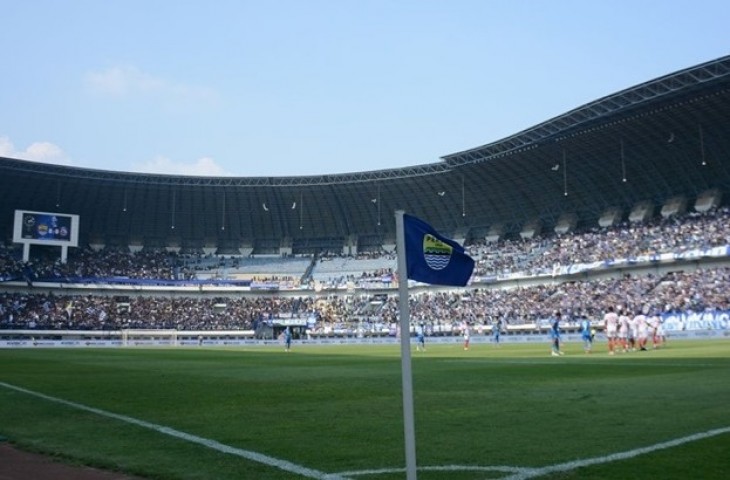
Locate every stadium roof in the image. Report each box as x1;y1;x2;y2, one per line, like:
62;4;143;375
2;55;730;253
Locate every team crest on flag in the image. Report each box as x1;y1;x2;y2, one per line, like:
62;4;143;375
423;234;453;270
403;213;475;287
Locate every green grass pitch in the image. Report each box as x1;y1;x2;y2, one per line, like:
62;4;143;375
1;339;729;479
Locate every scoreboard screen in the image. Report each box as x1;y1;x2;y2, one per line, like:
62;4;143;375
13;210;80;247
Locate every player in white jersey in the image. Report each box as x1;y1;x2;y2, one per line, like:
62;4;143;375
628;314;638;351
603;306;619;355
650;313;664;348
634;312;649;351
657;316;666;347
618;310;630;353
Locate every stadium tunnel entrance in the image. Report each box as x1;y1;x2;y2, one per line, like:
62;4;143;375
255;319;309;341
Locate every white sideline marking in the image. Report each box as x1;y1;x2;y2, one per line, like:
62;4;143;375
4;380;728;480
0;381;347;480
336;464;529;476
333;427;730;479
500;426;730;480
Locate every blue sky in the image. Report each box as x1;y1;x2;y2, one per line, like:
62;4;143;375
1;1;728;177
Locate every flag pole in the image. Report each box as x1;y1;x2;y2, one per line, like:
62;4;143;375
395;210;418;480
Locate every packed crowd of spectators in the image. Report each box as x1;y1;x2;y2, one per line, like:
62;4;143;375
2;206;730;334
0;294;324;331
470;206;730;277
2;206;729;285
2;266;728;333
0;247;196;282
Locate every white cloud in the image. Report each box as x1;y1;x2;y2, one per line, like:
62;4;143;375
84;65;164;95
131;155;232;176
84;65;218;104
0;136;230;176
0;136;71;165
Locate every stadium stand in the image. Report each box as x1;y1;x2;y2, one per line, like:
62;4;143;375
2;56;730;343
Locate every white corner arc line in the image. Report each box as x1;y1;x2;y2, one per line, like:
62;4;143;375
4;380;727;480
0;381;347;480
336;464;529;477
501;426;730;480
333;427;730;479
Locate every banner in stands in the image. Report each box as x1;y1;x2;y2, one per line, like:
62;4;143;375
2;329;727;349
661;310;729;332
250;280;280;291
550;245;730;277
31;276;253;288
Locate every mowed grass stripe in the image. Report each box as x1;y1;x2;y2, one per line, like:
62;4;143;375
0;380;346;480
1;340;729;479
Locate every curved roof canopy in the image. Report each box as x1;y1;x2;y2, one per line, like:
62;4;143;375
2;56;730;252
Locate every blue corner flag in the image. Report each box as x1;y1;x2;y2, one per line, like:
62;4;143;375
403;214;474;287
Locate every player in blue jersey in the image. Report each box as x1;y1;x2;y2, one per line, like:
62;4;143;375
579;314;593;354
492;315;503;346
550;312;564;356
284;326;292;352
416;323;426;352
